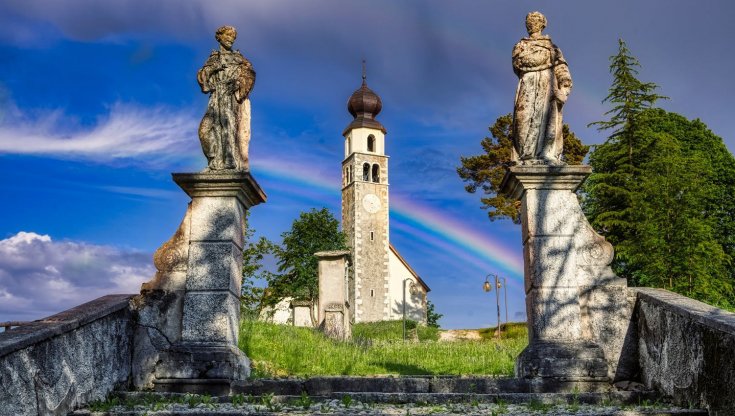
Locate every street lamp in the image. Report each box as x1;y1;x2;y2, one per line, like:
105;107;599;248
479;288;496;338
483;274;503;340
498;276;508;332
403;279;417;341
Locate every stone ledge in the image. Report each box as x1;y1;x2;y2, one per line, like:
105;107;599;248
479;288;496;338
0;294;135;358
633;287;735;336
500;165;592;199
173;171;267;208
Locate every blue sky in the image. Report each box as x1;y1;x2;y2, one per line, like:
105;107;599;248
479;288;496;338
1;1;734;329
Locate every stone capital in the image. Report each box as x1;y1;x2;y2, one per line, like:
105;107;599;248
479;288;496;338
500;165;592;200
314;250;351;260
173;171;267;209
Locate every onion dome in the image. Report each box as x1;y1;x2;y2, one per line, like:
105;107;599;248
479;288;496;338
344;74;386;135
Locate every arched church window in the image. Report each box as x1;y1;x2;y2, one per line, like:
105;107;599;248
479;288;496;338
372;164;380;183
367;135;375;152
363;163;370;181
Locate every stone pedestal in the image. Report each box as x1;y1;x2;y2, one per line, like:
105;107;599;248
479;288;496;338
316;250;351;341
291;300;314;327
132;171;266;394
501;165;627;390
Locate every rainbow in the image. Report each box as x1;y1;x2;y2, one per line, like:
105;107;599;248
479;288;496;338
251;157;524;282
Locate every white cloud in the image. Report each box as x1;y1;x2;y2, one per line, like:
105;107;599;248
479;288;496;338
0;102;200;167
0;232;153;321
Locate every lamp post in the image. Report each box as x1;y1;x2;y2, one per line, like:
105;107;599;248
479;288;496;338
403;279;416;341
498;276;507;332
483;274;502;340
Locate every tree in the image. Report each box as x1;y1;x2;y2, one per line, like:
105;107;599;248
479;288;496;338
585;39;735;307
241;216;276;319
624;129;732;305
426;300;442;328
457;114;589;223
264;208;348;323
584;39;667;258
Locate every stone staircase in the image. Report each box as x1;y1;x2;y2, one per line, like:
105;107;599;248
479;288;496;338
71;376;708;415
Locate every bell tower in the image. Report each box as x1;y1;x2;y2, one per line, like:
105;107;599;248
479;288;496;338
341;70;390;323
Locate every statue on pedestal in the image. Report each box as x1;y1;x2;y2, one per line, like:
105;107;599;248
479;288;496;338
512;12;572;165
197;25;255;171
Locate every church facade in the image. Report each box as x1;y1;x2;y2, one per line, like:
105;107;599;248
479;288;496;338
341;75;430;324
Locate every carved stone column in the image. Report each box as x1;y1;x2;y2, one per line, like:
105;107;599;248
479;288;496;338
132;171;266;394
501;165;626;391
316;250;351;341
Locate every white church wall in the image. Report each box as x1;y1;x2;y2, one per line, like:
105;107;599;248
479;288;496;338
388;248;428;324
259;297;293;325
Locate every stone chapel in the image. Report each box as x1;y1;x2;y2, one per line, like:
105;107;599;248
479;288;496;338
341;74;430;324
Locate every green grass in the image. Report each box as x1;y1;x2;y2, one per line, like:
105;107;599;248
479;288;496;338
239;319;527;377
478;322;528;340
353;320;440;342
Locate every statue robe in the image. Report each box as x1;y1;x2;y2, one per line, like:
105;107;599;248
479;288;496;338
197;49;255;171
512;35;572;164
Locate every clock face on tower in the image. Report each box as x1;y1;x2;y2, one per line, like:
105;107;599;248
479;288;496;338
362;193;381;214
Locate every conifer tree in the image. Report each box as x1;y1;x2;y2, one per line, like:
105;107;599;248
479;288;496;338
586;40;735;307
458;114;588;223
584;39;666;271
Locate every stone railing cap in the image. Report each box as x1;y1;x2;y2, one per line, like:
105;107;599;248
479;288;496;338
634;287;735;336
314;250;351;258
0;294;135;358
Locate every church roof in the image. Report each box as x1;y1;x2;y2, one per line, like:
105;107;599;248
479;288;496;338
343;76;386;135
390;243;431;292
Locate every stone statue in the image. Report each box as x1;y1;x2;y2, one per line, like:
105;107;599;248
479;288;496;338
197;25;256;171
511;12;572;165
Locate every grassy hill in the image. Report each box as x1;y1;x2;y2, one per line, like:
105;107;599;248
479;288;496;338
239;320;527;378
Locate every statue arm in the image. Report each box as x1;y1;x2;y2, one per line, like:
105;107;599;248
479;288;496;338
234;59;256;103
553;46;572;104
197;52;219;93
511;43;524;77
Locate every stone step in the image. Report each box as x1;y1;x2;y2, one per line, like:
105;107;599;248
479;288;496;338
71;391;707;415
232;376;619;396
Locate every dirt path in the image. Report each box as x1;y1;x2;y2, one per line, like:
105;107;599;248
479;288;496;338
438;329;483;341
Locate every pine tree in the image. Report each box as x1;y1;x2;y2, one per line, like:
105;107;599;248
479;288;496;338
584;39;666;272
585;40;735;306
458;114;588;223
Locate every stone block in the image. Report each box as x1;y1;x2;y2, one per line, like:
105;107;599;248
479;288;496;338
526;288;581;342
523;236;578;291
292;304;313;327
0;296;134;416
153;344;249;382
516;341;609;381
181;292;240;344
186;242;241;293
189;197;245;248
579;285;637;380
522;189;582;240
635;288;735;412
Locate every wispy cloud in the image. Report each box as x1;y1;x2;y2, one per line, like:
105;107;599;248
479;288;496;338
0;102;200;167
0;231;153;321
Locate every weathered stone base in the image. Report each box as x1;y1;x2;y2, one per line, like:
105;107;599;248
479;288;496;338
132;171;266;391
152;343;249;395
516;341;610;391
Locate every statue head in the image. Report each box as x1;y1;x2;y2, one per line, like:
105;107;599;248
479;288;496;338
215;25;237;50
525;11;546;36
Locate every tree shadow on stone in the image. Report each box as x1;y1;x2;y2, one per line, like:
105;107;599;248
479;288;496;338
376;362;433;376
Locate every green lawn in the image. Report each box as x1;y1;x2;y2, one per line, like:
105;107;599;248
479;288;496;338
239;320;527;378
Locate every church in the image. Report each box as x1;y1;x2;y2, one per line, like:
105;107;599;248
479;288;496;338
341;74;430;324
262;74;431;326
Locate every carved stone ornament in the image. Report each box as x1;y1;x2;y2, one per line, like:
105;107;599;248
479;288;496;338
197;25;256;171
512;12;572;165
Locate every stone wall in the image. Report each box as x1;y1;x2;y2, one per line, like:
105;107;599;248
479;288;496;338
634;288;735;414
0;295;134;416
